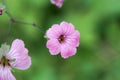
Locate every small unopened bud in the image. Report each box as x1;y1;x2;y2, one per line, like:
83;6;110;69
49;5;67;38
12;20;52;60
0;4;5;15
0;9;2;15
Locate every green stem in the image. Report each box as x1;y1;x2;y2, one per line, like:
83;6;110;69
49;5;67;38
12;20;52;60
1;0;45;42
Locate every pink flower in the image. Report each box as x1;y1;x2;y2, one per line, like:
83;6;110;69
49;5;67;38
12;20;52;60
0;39;31;80
46;21;80;58
50;0;64;8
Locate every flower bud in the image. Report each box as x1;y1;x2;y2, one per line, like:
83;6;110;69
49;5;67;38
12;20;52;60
0;4;5;15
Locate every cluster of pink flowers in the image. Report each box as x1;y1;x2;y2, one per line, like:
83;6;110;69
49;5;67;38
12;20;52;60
46;21;80;58
0;39;31;80
0;0;80;79
0;21;80;79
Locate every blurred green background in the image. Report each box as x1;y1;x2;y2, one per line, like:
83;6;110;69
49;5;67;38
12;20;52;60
0;0;120;80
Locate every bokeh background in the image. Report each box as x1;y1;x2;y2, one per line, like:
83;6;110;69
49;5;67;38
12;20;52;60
0;0;120;80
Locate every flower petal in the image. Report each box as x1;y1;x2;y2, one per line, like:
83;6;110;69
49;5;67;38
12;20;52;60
67;30;80;47
60;21;75;36
50;0;64;8
6;39;31;70
46;24;62;39
0;65;16;80
46;39;61;55
61;44;77;59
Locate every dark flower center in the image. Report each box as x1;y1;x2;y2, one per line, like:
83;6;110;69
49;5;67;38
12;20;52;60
0;56;10;66
58;35;65;43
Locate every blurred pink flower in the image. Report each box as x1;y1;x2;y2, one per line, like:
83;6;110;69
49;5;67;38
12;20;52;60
50;0;64;8
0;9;2;15
0;39;31;80
46;21;80;58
